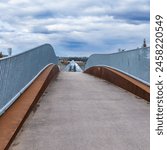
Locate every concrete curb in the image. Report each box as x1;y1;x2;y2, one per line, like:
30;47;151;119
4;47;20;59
0;64;59;150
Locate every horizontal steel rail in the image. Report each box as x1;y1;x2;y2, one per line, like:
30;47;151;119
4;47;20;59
84;66;150;101
87;65;150;86
0;44;59;116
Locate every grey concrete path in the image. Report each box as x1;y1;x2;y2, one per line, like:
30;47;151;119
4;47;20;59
9;72;149;150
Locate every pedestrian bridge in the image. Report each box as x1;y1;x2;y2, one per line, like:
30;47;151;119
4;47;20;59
0;44;150;150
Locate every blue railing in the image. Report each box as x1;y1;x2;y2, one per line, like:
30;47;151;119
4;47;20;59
0;44;59;115
85;47;150;84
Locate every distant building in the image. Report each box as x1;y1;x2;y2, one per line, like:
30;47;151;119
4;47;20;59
142;39;147;48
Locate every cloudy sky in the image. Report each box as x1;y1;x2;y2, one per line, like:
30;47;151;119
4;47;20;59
0;0;149;56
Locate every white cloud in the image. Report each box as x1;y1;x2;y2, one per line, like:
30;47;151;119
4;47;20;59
0;0;149;56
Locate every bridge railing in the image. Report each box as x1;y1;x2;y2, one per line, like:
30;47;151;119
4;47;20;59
0;44;59;115
85;47;150;84
84;66;150;101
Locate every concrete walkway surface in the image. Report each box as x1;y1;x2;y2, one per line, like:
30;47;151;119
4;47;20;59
9;72;149;150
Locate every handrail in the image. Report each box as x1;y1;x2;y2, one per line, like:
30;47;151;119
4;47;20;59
86;65;150;86
84;66;150;101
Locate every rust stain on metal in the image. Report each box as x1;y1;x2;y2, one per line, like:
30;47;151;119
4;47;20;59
84;66;150;101
0;65;59;150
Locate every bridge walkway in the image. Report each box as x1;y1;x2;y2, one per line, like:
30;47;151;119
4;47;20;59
9;72;149;150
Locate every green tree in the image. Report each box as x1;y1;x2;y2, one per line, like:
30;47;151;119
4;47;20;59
0;52;3;58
